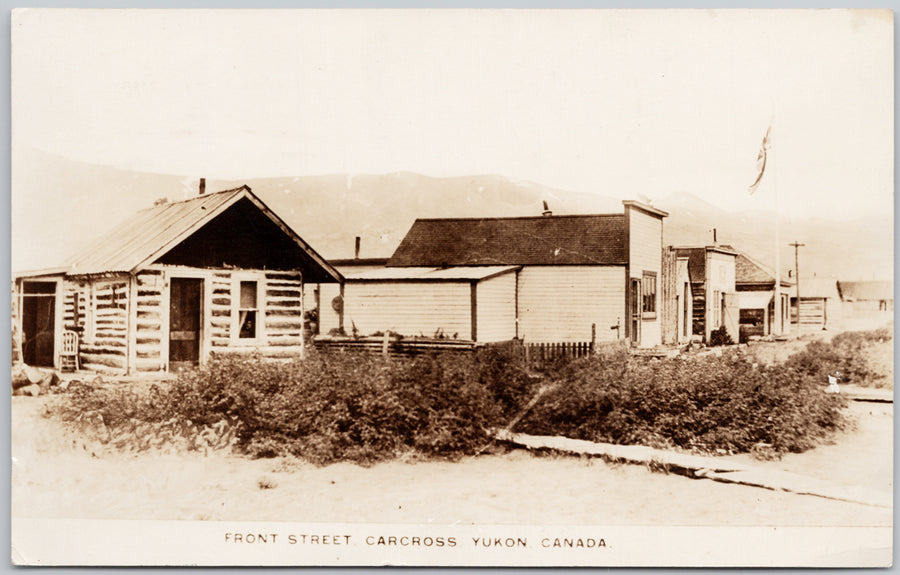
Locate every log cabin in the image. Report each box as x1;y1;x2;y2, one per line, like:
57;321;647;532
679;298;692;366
13;185;342;373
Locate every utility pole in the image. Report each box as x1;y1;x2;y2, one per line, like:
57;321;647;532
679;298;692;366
789;241;805;336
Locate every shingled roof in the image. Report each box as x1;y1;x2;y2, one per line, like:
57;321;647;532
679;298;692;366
735;252;793;288
387;214;628;267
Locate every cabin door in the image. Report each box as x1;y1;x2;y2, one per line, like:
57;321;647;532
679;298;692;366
21;281;57;367
169;277;203;370
629;278;641;345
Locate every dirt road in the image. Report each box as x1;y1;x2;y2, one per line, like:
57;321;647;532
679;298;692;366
11;396;891;527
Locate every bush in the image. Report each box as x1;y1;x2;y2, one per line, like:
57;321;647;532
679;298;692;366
49;336;854;463
50;348;537;465
518;351;847;455
709;326;734;347
783;328;893;388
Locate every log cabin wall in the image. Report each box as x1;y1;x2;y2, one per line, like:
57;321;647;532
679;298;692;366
133;271;165;372
68;268;306;373
79;276;130;372
263;271;305;353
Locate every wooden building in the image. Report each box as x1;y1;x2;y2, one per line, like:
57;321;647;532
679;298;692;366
791;277;843;331
671;245;738;343
660;247;692;345
838;280;894;313
13;185;342;373
735;252;793;337
333;201;668;348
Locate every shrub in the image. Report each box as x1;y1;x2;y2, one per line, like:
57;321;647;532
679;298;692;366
49;336;854;463
51;348;532;465
784;328;893;388
709;326;734;347
519;350;847;455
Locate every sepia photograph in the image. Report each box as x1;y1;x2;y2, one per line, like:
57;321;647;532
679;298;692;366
9;8;894;566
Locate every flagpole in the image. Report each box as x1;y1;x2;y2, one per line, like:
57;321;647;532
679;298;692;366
772;114;781;336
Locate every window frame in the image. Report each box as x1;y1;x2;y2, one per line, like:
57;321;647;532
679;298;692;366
641;271;657;319
231;274;266;345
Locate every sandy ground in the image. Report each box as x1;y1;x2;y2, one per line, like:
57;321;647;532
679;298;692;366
11;396;891;527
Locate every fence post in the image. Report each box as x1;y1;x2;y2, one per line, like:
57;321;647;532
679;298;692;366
382;330;391;356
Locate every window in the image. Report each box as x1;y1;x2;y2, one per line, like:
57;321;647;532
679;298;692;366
238;281;258;339
713;290;721;326
642;271;657;317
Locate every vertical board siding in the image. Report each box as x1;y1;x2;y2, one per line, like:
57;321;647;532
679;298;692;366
475;273;517;342
660;248;678;345
79;277;129;371
344;281;471;339
518;266;625;344
628;209;663;346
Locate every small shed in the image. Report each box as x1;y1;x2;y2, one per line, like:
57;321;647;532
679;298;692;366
343;266;520;342
13;185;342;373
792;277;842;331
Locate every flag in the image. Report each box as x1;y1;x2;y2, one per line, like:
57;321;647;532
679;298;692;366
748;124;772;194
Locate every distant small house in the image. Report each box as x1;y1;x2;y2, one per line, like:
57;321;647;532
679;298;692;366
334;201;668;348
735;252;794;337
791;277;842;331
14;185;341;373
838;280;894;313
670;245;738;343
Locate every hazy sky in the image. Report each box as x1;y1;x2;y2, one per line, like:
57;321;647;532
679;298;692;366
12;9;894;221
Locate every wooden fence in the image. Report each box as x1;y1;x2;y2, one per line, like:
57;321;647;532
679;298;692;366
524;341;594;366
313;333;476;358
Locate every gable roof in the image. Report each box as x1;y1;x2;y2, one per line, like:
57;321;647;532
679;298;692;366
838;280;894;301
388;214;628;267
735;252;794;288
60;186;342;281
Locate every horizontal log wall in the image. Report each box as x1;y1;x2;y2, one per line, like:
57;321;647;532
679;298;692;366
134;271;164;372
264;271;305;354
210;272;233;348
80;277;129;372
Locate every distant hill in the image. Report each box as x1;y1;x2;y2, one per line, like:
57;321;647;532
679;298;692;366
12;149;893;282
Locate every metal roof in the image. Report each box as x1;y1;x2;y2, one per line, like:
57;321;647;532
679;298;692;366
347;265;521;282
58;186;341;282
793;278;841;299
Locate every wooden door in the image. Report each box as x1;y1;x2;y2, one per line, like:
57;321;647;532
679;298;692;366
630;278;641;345
723;292;740;343
169;277;202;370
21;281;56;367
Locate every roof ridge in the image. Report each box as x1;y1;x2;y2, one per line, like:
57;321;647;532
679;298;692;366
413;213;625;223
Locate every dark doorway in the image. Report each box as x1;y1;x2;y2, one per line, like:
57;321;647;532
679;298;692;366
169;277;203;370
21;281;57;367
629;278;641;345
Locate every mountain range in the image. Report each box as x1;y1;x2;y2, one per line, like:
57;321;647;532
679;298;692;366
12;149;893;281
